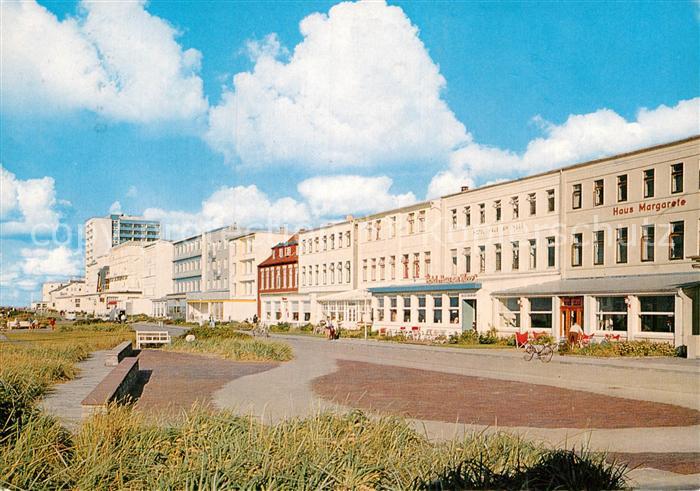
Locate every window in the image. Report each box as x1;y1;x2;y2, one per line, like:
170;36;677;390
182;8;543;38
671;163;683;194
345;261;351;283
330;263;335;284
337;262;342;284
323;265;327;284
593;230;605;265
511;241;519;270
451;209;457;229
669;221;684;260
407;213;415;234
403;296;411;322
572;184;582;209
390;296;398;321
346;231;351;247
424;252;431;276
450;249;458;275
495;243;502;271
617;175;628;202
413;253;420;278
464;206;471;226
529;239;537;269
529;297;552;329
499;298;520;328
371;258;377;281
640;296;674;333
417;296;426;323
375;220;381;240
390;256;396;280
495;200;502;221
390;217;396;238
377;297;384;321
366;223;373;241
616;227;628;264
402;254;409;279
379;257;386;280
433;296;443;323
301;267;306;286
479;203;485;224
594;179;604;206
641;225;654;262
547;189;555;212
463;247;471;273
418;211;426;232
511;196;519;219
596;296;627;331
547;237;556;268
479;246;486;272
571;233;583;267
449;296;459;324
644;169;654;198
528;193;536;215
362;260;367;281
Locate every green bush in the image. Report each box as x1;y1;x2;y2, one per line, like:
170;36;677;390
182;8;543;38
270;322;292;332
562;339;678;357
186;324;250;340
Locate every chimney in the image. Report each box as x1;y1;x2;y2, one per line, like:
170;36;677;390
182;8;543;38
461;185;470;192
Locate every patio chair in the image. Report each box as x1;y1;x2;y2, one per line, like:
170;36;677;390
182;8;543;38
580;333;595;346
411;326;421;340
515;331;529;348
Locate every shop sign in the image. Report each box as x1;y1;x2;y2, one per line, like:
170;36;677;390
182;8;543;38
613;198;687;216
425;274;478;284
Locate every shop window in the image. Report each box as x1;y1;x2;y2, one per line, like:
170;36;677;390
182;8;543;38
640;296;675;333
403;297;411;322
511;241;519;270
418;296;426;323
671;163;683;194
499;298;520;328
669;221;684;260
594;179;604;206
390;296;398;321
547;189;555;212
643;169;654;198
495;243;502;271
617;175;628;202
449;296;459;324
377;297;385;322
641;225;655;262
593;230;605;265
547;236;556;268
495;200;502;221
596;296;627;331
529;297;552;329
572;183;582;209
433;296;443;323
571;233;583;267
616;227;628;264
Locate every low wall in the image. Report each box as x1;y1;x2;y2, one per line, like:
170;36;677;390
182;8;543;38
104;341;133;367
81;357;140;417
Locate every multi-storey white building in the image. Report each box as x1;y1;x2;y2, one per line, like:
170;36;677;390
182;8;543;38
84;213;160;270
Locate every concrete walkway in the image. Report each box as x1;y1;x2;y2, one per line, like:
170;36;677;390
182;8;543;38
39;349;113;429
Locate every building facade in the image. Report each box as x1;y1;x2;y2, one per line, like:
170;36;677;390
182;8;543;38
258;235;304;324
85;213;160;269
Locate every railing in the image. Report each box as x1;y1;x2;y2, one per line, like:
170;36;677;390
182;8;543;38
136;331;171;349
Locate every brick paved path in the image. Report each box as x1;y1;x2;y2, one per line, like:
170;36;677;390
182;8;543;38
312;360;700;429
135;350;277;414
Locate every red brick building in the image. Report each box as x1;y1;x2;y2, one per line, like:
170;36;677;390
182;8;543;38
257;234;299;321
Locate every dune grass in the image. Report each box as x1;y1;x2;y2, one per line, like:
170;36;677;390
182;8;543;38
164;325;294;362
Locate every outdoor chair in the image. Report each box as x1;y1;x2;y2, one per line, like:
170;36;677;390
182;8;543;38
411;326;420;340
515;331;529;348
580;333;595;346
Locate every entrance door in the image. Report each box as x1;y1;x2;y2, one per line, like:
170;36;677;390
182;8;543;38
560;296;584;338
461;299;477;331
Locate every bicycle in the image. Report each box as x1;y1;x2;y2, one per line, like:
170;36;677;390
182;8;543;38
523;342;555;363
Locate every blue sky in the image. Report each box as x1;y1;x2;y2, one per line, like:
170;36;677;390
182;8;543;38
1;0;699;305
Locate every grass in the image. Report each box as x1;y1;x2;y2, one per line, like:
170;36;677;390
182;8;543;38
164;324;294;362
1;323;629;490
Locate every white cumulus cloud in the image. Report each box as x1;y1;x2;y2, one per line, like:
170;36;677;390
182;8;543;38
298;175;416;218
428;98;700;197
20;246;83;277
206;0;468;168
1;165;61;235
143;185;311;240
1;0;207;124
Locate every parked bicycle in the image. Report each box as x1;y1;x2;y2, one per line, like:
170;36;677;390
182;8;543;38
523;342;555;363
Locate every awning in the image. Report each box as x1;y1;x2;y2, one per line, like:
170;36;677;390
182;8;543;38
318;289;372;302
493;272;700;296
368;282;481;295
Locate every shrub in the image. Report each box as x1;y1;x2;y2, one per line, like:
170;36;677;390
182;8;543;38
186;324;250;340
562;339;678;357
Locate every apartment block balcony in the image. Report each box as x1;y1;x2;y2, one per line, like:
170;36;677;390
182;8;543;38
173;269;202;280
